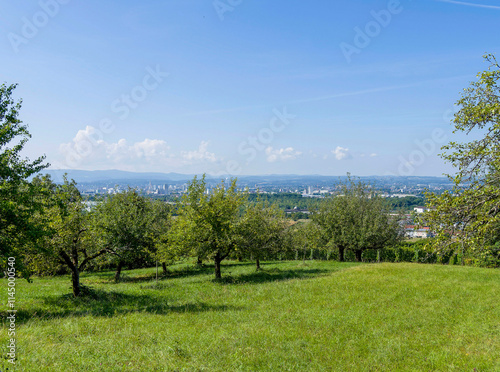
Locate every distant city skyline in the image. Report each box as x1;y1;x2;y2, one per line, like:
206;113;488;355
2;0;498;176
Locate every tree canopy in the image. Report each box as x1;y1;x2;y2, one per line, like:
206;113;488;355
314;175;403;262
32;174;106;296
425;54;500;266
170;175;246;278
237;198;288;270
93;189;169;282
0;83;48;277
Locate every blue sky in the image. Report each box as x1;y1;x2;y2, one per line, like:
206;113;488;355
1;0;499;176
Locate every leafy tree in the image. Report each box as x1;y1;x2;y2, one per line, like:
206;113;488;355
0;83;48;277
172;175;246;278
388;196;425;212
93;189;163;282
315;176;403;262
34;175;107;296
148;199;174;274
165;212;198;265
425;54;500;265
237;199;288;270
289;220;323;263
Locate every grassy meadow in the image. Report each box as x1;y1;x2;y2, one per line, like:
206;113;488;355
1;261;499;371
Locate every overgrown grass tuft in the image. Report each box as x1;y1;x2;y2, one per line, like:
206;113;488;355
1;261;499;371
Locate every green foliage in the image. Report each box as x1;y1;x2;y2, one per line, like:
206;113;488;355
170;175;246;278
30;174;106;296
287;220;324;261
148;198;174;265
425;54;500;266
314;175;404;261
247;192;321;211
236;198;288;267
361;239;438;263
93;189;170;281
0;83;48;277
387;195;425;211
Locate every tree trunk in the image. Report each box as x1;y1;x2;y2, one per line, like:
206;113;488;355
197;256;203;266
256;257;261;271
71;268;81;297
355;249;363;262
377;249;381;263
214;255;222;279
115;261;124;283
338;247;345;262
162;262;168;274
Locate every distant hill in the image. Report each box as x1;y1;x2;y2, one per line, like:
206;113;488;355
38;169;197;183
37;169;451;187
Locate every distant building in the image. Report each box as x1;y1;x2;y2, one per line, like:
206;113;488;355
413;206;430;213
405;225;432;238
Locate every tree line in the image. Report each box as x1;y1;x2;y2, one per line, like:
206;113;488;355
21;172;405;296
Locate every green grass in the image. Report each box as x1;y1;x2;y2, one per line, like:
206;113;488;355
1;261;499;371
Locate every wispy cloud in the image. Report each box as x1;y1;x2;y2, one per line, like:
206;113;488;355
289;75;473;105
181;141;218;163
265;147;302;162
436;0;500;10
183;75;472;116
182;103;271;117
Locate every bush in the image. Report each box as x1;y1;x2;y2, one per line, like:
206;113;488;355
361;239;439;264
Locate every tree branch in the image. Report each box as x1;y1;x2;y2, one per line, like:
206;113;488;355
79;249;108;271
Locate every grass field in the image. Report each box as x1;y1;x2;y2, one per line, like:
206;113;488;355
1;261;499;371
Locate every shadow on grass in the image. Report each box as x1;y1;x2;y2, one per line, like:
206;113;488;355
215;267;329;285
86;265;215;284
83;261;317;285
10;286;242;325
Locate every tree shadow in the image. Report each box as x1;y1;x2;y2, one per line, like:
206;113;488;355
215;267;329;285
88;264;215;284
9;286;242;325
162;265;214;279
83;262;289;284
218;261;263;268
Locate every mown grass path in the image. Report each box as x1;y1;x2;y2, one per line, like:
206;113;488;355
1;261;499;371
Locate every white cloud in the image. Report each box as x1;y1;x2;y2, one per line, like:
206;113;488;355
59;126;219;171
181;141;217;163
436;0;500;10
370;153;378;157
331;146;352;160
265;147;302;162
